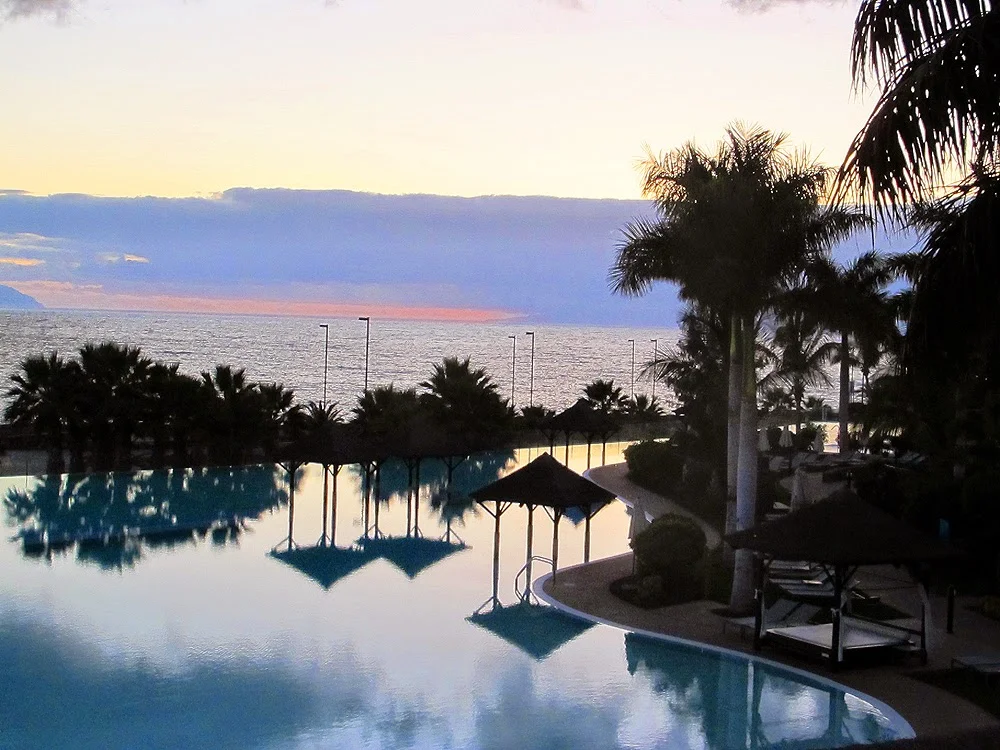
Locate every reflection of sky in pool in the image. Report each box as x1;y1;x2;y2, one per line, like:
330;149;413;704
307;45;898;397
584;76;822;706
1;444;910;749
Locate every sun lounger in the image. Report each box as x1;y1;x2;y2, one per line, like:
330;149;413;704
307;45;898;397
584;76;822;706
951;654;1000;671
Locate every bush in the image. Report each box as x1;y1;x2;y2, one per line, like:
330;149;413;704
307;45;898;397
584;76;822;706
631;513;707;573
795;424;819;451
613;514;709;607
623;440;683;491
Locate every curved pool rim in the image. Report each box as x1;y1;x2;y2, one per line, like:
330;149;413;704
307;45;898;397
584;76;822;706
533;563;917;742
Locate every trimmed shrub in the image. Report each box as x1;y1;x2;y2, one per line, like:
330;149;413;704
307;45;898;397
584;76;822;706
623;440;683;490
626;513;708;605
631;513;707;574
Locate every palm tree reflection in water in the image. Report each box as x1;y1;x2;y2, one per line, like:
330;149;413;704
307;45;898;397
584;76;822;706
6;465;289;570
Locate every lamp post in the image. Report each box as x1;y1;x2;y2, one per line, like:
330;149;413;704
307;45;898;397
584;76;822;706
508;335;516;409
320;323;330;407
358;316;370;392
628;339;635;399
650;338;657;400
525;331;535;407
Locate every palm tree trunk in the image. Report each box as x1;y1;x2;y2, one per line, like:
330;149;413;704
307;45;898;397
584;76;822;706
839;332;850;452
731;315;759;613
725;311;742;540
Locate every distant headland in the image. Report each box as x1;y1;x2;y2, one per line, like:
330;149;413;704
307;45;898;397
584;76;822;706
0;285;43;310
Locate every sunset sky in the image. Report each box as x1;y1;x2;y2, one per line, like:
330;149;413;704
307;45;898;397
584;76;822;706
0;0;891;322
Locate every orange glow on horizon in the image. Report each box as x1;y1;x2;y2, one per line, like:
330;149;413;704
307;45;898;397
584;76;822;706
5;281;521;323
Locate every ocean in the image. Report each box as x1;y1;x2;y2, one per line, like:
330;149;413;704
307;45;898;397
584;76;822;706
0;310;682;413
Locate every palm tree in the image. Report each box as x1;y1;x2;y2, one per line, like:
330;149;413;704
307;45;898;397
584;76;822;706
843;0;999;208
623;394;664;420
806;252;898;452
201;365;259;465
256;382;299;460
768;310;837;432
4;352;83;473
611;123;865;611
77;342;153;470
145;363;206;468
418;357;509;438
582;378;627;414
351;384;422;437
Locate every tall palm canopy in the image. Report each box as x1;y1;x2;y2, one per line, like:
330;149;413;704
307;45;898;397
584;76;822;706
610;122;865;612
844;0;1000;206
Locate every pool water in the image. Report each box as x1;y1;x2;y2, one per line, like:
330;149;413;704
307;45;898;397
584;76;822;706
0;444;911;749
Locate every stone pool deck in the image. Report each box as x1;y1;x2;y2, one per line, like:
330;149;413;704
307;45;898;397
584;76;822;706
543;465;1000;742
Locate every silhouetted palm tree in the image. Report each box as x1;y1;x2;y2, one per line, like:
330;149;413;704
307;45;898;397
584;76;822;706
201;365;259;465
418;357;509;438
769;310;837;432
806;251;898;451
844;0;999;207
611;123;865;610
77;342;153;470
4;352;82;473
583;379;627;414
623;394;664;420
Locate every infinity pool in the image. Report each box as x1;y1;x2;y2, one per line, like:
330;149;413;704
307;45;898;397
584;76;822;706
0;444;912;749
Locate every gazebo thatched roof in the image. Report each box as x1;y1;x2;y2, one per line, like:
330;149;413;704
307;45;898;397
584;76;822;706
725;490;959;566
467;602;593;660
470;452;616;509
547;399;617;437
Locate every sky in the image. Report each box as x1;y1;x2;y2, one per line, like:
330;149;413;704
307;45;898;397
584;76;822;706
0;0;898;324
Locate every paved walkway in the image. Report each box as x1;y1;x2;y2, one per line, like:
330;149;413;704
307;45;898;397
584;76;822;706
545;464;1000;741
585;462;721;549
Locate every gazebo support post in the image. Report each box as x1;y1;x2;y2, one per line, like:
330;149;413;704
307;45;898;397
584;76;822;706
288;463;295;551
524;505;535;601
412;459;422;537
583;506;592;563
319;463;330;547
551;507;562;581
586;438;592;470
329;464;340;545
362;463;371;538
274;461;302;553
831;564;846;669
564;434;570;465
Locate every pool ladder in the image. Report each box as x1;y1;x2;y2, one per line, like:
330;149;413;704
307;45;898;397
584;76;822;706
514;555;554;603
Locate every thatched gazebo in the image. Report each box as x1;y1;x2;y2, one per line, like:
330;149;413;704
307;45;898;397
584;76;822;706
726;489;958;668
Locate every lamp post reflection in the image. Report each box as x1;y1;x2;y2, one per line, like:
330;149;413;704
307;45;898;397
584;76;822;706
358;316;371;392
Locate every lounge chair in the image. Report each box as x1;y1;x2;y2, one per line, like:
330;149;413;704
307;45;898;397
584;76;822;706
951;654;1000;673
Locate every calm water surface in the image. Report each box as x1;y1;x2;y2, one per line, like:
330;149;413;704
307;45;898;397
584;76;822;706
0;311;683;412
0;444;909;749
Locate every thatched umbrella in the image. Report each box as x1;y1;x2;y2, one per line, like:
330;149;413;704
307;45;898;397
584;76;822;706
726;489;959;667
467;600;593;660
471;452;616;595
548;399;618;467
269;544;378;590
362;535;467;579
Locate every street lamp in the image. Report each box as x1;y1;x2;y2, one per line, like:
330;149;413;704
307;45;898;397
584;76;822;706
628;339;635;399
320;324;330;407
650;338;658;400
508;335;516;409
358;316;370;392
525;331;535;407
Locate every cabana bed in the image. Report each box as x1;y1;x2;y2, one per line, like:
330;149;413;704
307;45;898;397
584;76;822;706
726;490;957;668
